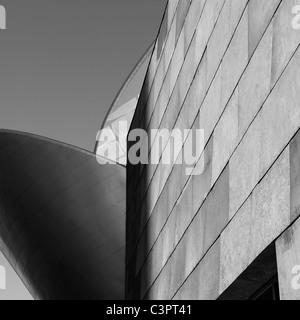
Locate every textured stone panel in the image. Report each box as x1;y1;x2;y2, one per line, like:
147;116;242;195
174;239;220;300
271;0;300;86
207;0;231;84
168;234;188;298
248;0;281;57
156;10;168;63
212;89;238;185
170;32;186;96
152;163;228;298
229;114;262;219
163;21;177;75
290;130;300;223
221;149;290;293
149;258;173;300
160;207;177;268
204;165;229;252
183;0;206;51
168;0;180;30
173;180;194;244
207;0;248;84
186;50;207;127
175;0;192;43
276;217;300;300
147;46;159;93
153;63;165;119
221;8;248;109
200;70;222;146
174;51;207;137
194;0;226;64
238;22;273;139
155;74;171;133
192;134;213;213
164;39;196;132
178;37;197;110
184;206;206;278
261;48;300;176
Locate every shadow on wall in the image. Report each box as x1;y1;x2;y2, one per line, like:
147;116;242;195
125;0;188;299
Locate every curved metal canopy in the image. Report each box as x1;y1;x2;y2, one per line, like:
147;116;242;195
95;43;154;165
0;42;155;300
0;130;125;300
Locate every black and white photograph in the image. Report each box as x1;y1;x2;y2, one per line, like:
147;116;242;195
0;0;300;305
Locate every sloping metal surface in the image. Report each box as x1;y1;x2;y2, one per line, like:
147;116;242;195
95;43;154;164
0;130;125;300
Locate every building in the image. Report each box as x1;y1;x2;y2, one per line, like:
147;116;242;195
0;129;125;299
1;0;300;301
95;43;154;165
0;43;152;300
126;0;300;300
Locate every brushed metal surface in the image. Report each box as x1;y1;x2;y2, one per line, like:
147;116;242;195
0;130;125;300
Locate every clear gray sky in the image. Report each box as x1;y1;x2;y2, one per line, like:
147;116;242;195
0;0;167;300
0;0;167;151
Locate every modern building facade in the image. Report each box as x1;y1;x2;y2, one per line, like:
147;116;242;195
126;0;300;300
1;0;300;301
0;43;153;299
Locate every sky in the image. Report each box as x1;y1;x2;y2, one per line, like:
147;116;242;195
0;0;167;151
0;0;167;300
